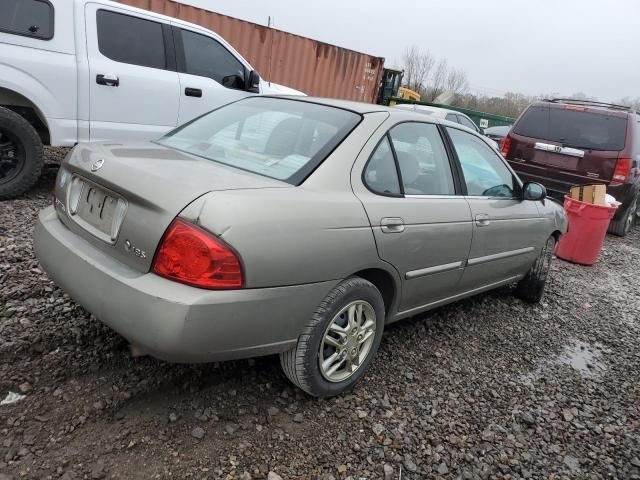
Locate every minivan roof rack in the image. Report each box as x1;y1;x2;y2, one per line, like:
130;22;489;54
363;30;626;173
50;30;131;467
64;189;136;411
545;98;636;113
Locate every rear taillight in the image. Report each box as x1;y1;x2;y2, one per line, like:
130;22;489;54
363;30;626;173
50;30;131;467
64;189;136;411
152;219;243;289
501;136;512;157
612;158;632;183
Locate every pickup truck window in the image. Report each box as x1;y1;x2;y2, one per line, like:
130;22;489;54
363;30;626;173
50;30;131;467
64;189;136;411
0;0;53;40
180;29;246;89
96;10;166;70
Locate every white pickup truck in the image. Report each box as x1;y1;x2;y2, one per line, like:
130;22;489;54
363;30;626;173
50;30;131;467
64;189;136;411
0;0;301;198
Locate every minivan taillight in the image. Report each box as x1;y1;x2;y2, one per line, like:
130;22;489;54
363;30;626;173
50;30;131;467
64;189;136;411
612;158;632;183
152;219;243;289
501;136;512;157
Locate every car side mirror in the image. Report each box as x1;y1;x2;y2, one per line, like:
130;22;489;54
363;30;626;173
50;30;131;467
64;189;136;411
222;74;245;90
523;182;547;201
245;70;261;93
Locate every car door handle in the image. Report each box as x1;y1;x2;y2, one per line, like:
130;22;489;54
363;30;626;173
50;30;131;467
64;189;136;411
185;87;202;98
475;214;490;227
96;74;119;87
380;217;404;233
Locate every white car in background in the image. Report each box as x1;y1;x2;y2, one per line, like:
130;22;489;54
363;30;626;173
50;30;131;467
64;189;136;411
0;0;302;198
394;104;488;134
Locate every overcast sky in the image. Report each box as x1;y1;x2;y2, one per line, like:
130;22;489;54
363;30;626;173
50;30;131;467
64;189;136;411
179;0;638;102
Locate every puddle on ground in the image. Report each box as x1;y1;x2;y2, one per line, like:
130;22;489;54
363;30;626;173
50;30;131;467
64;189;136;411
520;339;606;386
555;340;605;377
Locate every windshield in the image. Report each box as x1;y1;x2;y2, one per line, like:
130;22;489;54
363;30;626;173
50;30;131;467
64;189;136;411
158;97;361;185
513;105;627;151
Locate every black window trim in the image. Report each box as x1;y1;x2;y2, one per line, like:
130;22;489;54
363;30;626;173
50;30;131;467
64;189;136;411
0;0;55;41
96;8;173;71
173;26;249;89
442;125;523;200
362;120;463;198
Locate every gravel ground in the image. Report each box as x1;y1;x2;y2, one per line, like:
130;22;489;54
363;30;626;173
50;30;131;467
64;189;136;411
1;149;639;480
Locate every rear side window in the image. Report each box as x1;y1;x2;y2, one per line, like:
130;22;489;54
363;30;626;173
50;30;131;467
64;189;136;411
180;29;245;88
364;137;401;196
445;113;458;123
97;10;166;70
514;105;628;151
0;0;53;40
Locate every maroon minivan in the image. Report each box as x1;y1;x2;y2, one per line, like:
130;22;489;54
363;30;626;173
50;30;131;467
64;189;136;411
502;99;640;236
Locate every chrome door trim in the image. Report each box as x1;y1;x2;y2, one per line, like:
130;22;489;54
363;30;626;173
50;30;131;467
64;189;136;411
534;142;585;158
405;261;463;280
467;246;536;266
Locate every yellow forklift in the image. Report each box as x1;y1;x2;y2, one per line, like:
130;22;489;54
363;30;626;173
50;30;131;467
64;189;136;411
377;68;421;105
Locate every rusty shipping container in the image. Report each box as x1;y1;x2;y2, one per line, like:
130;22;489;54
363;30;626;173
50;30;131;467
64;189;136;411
117;0;385;103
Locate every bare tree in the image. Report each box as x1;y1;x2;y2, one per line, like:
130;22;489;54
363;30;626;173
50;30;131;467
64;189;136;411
425;59;448;101
445;67;469;96
401;45;435;94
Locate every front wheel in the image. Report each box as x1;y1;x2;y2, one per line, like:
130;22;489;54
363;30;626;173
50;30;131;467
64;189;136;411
514;235;556;303
280;277;385;397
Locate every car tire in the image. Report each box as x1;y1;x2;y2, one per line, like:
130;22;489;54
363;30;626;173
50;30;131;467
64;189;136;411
608;194;638;237
280;277;385;398
0;106;44;200
514;235;556;303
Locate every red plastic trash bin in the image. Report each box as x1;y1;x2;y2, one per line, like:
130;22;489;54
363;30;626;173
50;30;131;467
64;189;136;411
555;195;618;265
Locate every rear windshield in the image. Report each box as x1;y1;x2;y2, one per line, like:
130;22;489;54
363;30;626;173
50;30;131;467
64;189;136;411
158;97;361;185
513;105;627;151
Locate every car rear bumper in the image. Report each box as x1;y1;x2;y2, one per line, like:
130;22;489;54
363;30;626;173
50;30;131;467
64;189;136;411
34;206;337;363
509;165;634;219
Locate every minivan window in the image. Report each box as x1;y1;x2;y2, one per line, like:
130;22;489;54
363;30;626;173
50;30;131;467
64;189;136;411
0;0;53;39
181;29;246;89
158;97;361;185
97;10;166;70
514;105;628;151
447;127;518;198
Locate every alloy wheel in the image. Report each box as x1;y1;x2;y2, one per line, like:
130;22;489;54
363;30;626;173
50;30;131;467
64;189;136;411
0;129;25;186
319;300;377;383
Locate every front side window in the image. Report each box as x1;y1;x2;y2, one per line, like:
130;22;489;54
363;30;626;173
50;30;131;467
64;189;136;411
158;97;361;185
97;10;166;70
181;29;245;89
447;127;518;198
0;0;53;39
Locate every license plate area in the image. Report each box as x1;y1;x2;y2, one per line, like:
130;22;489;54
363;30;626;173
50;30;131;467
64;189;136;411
67;176;127;244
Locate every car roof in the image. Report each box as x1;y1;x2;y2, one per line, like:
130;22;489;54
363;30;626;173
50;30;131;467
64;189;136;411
533;99;634;119
267;95;397;114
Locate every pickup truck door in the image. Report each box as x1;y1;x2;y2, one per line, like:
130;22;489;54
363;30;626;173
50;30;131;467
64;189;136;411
84;4;180;142
171;25;252;125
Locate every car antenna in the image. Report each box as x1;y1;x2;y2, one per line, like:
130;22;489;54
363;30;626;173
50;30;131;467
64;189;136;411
267;16;274;87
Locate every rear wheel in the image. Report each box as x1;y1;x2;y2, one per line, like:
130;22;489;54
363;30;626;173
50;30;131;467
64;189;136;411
608;194;638;237
514;235;556;303
280;277;385;397
0;106;44;200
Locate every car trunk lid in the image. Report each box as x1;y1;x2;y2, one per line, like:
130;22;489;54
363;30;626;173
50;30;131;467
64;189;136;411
54;142;288;272
506;104;627;189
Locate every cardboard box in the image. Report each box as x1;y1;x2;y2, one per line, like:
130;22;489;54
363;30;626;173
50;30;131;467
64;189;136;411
569;184;607;205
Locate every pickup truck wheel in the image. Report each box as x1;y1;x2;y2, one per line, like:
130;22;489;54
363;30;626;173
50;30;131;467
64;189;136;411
608;194;638;237
280;277;385;398
514;235;556;303
0;106;44;200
